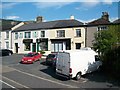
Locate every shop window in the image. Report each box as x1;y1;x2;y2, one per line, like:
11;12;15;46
76;43;81;49
24;43;31;51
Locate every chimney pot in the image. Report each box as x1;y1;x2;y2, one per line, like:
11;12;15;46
36;16;43;23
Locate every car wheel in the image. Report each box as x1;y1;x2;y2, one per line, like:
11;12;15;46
8;52;12;56
76;72;82;80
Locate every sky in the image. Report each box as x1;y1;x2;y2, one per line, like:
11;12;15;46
1;0;119;23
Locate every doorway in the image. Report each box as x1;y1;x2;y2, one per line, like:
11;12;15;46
15;43;18;53
32;43;36;52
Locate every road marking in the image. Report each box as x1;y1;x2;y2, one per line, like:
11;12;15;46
12;68;78;88
0;80;16;89
71;78;88;83
2;76;30;89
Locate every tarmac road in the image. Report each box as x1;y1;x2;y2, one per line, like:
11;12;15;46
1;54;120;89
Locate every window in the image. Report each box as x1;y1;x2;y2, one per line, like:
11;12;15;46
6;31;9;39
6;42;9;49
15;32;18;39
41;31;45;37
57;30;65;37
76;43;81;49
25;32;31;38
97;26;107;31
0;32;1;39
19;33;23;38
0;42;1;49
24;43;31;51
33;32;38;38
76;29;81;37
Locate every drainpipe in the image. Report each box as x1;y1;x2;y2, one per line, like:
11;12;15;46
10;30;12;49
85;26;87;47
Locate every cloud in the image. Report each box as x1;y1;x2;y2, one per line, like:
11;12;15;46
34;2;76;9
5;16;20;20
110;17;118;22
77;18;97;23
1;2;19;9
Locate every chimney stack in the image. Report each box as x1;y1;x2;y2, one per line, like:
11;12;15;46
36;16;43;23
70;15;74;20
101;12;109;21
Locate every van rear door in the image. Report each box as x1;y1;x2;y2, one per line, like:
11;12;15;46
61;52;70;76
56;52;70;77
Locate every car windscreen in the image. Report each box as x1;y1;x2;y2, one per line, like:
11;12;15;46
24;53;34;57
47;54;55;58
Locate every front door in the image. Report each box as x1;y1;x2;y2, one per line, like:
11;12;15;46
15;43;18;53
32;43;36;52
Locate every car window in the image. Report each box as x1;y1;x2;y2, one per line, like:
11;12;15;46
47;54;55;58
95;55;100;61
24;53;34;57
35;53;39;56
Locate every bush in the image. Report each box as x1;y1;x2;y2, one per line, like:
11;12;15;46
102;46;120;79
39;50;45;55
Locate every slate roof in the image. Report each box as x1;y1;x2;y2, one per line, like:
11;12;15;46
0;19;21;31
87;18;111;26
12;19;84;32
113;18;120;24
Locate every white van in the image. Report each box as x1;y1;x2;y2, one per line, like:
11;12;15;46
56;48;102;80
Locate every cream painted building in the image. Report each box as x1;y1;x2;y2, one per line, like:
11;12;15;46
12;16;86;54
0;30;12;49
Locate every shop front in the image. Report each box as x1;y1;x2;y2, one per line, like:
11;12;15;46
36;38;48;52
23;39;33;52
50;39;71;52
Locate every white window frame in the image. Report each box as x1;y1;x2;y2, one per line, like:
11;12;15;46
25;32;31;38
57;30;65;37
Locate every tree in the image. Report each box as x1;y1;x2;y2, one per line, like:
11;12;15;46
92;24;120;78
93;25;120;56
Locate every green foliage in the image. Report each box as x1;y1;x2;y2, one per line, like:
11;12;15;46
93;24;120;79
39;50;45;54
93;25;120;56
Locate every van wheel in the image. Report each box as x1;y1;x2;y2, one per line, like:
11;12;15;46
76;72;81;80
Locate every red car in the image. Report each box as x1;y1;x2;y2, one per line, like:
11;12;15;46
21;52;42;64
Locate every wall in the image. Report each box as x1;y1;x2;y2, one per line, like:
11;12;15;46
86;26;97;47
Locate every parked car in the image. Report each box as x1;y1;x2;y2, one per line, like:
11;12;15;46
0;49;13;56
21;52;42;64
46;53;58;67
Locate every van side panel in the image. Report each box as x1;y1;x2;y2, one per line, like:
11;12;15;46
70;51;89;78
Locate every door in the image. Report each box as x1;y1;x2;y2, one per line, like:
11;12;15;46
56;52;70;76
32;43;36;52
15;43;18;53
56;53;63;73
61;53;70;76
